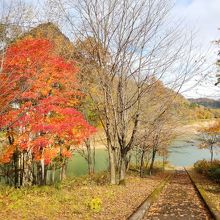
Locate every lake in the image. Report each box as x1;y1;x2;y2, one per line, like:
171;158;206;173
66;134;220;177
66;149;109;177
168;134;220;166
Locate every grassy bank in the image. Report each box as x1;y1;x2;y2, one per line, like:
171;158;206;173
189;169;220;213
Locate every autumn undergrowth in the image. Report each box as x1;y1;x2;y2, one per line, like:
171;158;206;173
190;168;220;212
129;161;174;176
0;171;168;220
194;160;220;182
0;172;109;219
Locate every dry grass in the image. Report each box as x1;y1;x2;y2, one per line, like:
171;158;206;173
0;171;168;220
190;170;220;212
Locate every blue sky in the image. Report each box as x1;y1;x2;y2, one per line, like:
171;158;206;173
176;0;192;6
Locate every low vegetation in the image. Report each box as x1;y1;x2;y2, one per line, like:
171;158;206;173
0;171;169;220
191;164;220;212
194;160;220;183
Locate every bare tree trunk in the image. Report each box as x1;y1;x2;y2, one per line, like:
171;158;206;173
44;166;48;185
119;153;127;184
149;149;157;176
126;153;131;171
135;148;138;168
162;154;165;172
92;145;95;174
20;153;24;187
37;160;46;186
109;147;117;184
7;130;20;187
37;163;41;185
51;165;56;184
87;146;93;175
60;161;67;181
140;150;145;178
40;159;46;186
22;151;33;186
13;150;20;188
210;145;214;163
40;159;45;185
85;139;95;175
145;153;151;170
32;161;37;185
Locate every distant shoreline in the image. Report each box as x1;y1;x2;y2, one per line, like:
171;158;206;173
78;119;217;150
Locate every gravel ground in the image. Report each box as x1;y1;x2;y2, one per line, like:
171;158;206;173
144;170;212;220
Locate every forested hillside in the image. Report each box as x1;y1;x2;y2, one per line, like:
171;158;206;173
188;98;220;109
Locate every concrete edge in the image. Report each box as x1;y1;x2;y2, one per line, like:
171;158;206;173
185;168;220;220
127;174;173;220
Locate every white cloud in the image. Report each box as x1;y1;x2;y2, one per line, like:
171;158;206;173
172;0;220;99
174;0;220;43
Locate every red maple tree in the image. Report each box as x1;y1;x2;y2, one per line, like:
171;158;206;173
0;38;96;186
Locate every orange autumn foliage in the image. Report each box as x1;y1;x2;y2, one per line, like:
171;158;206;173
0;38;96;164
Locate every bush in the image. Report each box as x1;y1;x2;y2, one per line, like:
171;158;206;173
194;160;210;174
91;172;109;185
209;168;220;183
194;160;220;182
88;198;102;212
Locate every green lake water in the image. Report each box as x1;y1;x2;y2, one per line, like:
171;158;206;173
66;149;109;177
66;134;220;177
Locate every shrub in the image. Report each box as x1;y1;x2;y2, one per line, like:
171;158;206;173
194;160;210;174
88;198;102;212
209;167;220;183
91;172;109;185
194;160;220;182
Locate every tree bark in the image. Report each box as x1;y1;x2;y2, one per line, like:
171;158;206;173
85;139;95;175
119;154;127;184
22;151;33;186
92;145;95;174
13;149;19;188
140;150;145;178
109;147;117;184
210;145;214;163
60;161;67;181
51;165;55;184
148;149;157;176
126;153;131;171
41;159;45;185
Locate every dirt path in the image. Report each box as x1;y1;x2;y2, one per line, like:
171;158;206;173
144;170;212;220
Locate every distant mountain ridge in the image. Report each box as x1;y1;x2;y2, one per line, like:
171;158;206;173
188;98;220;109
